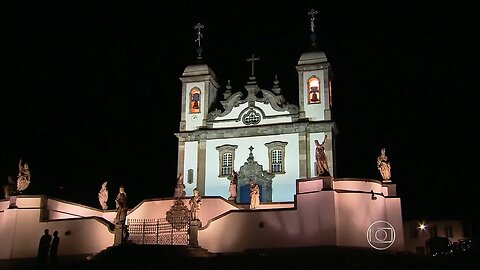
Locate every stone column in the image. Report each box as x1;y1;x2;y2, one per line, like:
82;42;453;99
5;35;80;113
298;132;308;178
188;220;200;246
197;140;206;196
8;196;18;209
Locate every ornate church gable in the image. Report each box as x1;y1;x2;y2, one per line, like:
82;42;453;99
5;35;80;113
208;82;299;129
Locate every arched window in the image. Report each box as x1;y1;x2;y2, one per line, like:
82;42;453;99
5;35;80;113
190;87;201;113
308;76;321;104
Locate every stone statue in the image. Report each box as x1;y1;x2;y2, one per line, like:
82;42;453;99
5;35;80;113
189;188;201;220
377;148;392;182
16;159;31;193
173;172;186;198
249;179;260;209
228;169;238;201
114;186;128;224
3;176;16;199
98;181;108;210
314;135;330;176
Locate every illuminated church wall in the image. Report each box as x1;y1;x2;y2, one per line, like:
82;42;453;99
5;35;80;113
211;101;294;129
183;141;199;196
0;197;113;259
202;133;300;202
197;178;403;253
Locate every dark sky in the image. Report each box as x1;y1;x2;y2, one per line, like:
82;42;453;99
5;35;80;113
1;1;478;226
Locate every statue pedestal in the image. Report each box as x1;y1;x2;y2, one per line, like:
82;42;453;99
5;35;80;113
8;196;18;209
189;220;200;246
113;224;127;246
382;182;396;197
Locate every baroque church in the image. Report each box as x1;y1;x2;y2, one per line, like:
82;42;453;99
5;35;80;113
0;11;404;260
176;21;335;204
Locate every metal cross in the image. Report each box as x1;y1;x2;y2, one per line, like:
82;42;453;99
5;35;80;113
194;23;204;47
308;9;318;32
246;53;260;77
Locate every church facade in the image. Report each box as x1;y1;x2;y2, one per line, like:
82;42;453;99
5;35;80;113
175;49;336;203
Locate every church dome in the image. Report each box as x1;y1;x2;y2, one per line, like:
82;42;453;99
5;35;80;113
297;50;328;66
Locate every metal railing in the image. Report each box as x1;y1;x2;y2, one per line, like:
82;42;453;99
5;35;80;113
126;218;190;245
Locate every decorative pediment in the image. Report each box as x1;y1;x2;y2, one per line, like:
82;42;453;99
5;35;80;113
208;83;298;121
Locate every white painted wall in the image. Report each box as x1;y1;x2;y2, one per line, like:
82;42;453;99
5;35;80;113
183;141;199;196
204;133;300;201
212;102;294;129
0;178;404;259
0;198;114;259
198;179;404;253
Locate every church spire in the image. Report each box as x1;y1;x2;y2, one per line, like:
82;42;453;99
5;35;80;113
308;9;318;48
194;23;205;61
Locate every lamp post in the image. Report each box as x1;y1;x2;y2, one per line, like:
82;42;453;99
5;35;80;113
419;223;434;255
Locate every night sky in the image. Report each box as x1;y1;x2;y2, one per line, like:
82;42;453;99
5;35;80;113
1;1;478;230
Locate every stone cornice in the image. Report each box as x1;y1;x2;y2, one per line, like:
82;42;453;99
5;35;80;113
179;75;220;89
174;121;337;141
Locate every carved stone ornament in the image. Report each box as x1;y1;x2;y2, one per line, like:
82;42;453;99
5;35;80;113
237;146;275;202
166;199;191;231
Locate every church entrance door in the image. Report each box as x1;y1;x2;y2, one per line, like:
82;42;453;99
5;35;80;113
239;184;263;204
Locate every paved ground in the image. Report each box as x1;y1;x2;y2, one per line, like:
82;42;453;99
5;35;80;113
0;245;477;270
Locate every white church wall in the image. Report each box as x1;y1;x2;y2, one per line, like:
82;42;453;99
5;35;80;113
334;191;387;248
184;82;205;131
125;197;238;226
183;141;199;196
386;198;405;251
198;190;336;253
0;199;9;211
303;70;327;121
333;179;383;194
47;198;104;219
204;134;300;201
0;207;113;259
212;103;293;129
14;196;42;208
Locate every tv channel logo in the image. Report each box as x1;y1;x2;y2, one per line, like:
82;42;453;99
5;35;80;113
366;220;396;250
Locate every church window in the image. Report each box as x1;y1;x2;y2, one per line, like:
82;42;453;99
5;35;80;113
222;153;233;175
189;87;201;113
265;141;288;174
307;76;321;104
271;150;282;173
242;109;261;125
216;144;238;177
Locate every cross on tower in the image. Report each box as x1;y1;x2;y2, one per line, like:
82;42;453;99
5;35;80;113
194;23;204;47
246;53;260;78
308;9;318;33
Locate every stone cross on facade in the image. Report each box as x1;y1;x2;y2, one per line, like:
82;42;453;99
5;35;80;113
246;53;260;78
308;9;318;33
194;23;204;47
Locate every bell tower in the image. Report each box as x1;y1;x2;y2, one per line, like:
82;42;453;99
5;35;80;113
179;23;219;132
296;9;333;121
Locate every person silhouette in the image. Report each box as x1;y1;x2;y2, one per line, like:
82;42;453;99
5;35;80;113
49;231;60;268
37;229;52;269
